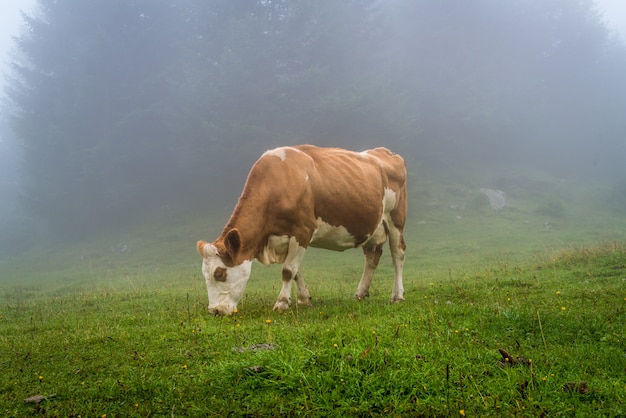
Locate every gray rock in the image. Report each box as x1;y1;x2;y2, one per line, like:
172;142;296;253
480;188;507;211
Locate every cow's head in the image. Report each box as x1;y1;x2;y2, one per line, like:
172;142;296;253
197;229;252;316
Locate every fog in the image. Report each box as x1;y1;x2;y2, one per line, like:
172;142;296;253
1;0;626;256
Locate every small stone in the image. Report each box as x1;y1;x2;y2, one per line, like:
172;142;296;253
24;394;55;404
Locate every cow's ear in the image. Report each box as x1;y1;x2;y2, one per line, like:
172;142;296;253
224;228;242;259
197;240;207;256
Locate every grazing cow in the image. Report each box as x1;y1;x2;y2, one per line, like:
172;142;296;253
197;144;407;315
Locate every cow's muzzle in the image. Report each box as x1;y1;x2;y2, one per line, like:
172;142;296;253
208;305;235;316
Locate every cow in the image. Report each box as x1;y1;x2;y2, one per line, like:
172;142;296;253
196;144;407;315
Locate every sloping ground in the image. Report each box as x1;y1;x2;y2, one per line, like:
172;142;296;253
0;242;624;416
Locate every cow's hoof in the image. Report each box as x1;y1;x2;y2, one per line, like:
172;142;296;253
273;300;291;311
297;298;312;307
390;296;405;303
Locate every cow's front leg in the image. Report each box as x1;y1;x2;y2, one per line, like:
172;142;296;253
273;237;308;311
273;275;293;311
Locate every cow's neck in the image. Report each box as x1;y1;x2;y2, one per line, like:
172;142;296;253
218;204;268;265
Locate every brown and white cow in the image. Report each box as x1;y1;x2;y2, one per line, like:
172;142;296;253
197;144;407;315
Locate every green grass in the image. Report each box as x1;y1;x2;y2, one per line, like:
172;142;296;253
1;174;626;416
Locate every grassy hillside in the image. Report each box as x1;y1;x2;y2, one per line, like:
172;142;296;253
1;170;625;416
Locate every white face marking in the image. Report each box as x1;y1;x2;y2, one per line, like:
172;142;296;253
199;243;252;315
309;217;357;251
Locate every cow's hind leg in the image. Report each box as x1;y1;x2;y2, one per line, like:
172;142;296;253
354;243;383;300
294;272;312;306
386;221;406;302
274;237;308;311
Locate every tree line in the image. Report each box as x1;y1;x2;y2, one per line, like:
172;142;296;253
2;0;626;238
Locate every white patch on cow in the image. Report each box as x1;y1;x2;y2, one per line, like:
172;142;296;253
362;222;386;247
382;187;397;213
305;173;309;182
257;234;290;265
263;147;289;161
309;217;357;251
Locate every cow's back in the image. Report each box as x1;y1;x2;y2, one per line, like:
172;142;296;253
294;145;406;243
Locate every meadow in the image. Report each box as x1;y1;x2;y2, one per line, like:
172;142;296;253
1;171;625;416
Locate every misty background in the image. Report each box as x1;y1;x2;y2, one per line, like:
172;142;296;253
1;0;626;257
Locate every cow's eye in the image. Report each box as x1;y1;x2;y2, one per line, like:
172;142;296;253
214;267;227;282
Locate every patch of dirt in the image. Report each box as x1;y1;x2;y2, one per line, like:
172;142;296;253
498;348;531;367
563;381;590;394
